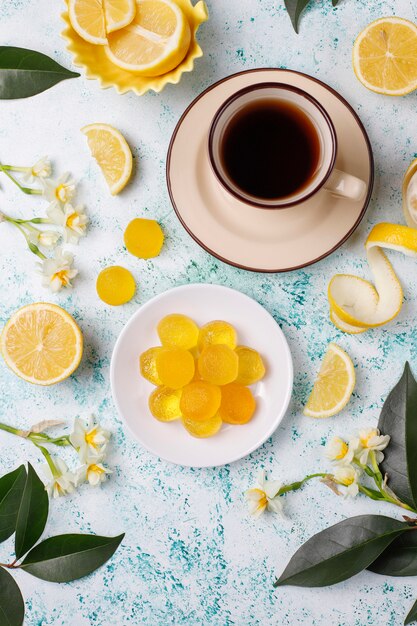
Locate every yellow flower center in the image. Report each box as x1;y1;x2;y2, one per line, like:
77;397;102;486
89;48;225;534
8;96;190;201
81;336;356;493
88;464;104;475
66;213;78;229
334;439;348;460
360;430;378;448
85;427;99;449
340;476;354;486
52;270;70;286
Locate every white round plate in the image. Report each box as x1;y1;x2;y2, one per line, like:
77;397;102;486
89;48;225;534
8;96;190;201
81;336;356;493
110;284;293;467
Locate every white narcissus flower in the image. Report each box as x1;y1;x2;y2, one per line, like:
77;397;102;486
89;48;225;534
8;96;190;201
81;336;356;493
245;470;283;518
355;428;391;465
325;436;355;464
47;201;88;244
43;456;76;498
43;172;76;204
23;156;52;182
70;416;111;463
76;455;112;487
28;227;60;250
334;465;361;498
38;246;78;292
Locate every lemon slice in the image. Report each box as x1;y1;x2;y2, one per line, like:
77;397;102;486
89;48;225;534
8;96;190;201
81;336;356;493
69;0;107;45
82;123;133;195
353;17;417;96
1;303;83;386
328;223;417;333
105;0;191;76
403;159;417;228
104;0;136;33
304;343;355;419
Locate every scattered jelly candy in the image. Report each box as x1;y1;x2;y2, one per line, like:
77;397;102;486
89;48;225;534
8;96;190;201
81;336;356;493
124;218;164;259
235;346;266;386
157;314;199;350
96;265;136;305
182;413;222;438
149;386;182;422
219;383;256;424
155;347;194;389
140;347;164;385
198;320;237;351
198;344;238;385
180;381;221;421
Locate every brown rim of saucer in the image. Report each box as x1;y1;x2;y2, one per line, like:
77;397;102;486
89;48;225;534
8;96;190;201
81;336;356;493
207;82;338;209
166;68;375;274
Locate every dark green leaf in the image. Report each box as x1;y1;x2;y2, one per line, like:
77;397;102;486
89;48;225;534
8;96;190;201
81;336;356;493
0;466;26;544
0;47;79;100
15;463;48;560
368;530;417;576
0;567;24;626
378;362;417;510
21;533;124;582
274;515;409;588
332;0;340;6
405;599;417;625
284;0;310;33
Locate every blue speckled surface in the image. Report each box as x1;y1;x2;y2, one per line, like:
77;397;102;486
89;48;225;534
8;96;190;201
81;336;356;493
1;1;417;624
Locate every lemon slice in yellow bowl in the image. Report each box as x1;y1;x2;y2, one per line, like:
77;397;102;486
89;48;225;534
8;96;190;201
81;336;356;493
61;0;208;95
105;0;136;32
353;17;417;96
105;0;191;76
1;303;83;386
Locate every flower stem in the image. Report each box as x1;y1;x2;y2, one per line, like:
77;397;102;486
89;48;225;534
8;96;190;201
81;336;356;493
0;422;27;437
11;222;46;259
277;473;329;496
0;164;42;195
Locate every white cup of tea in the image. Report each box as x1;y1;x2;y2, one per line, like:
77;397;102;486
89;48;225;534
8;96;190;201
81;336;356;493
208;83;367;209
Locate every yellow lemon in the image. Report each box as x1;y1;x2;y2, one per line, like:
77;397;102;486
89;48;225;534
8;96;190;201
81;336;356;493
353;17;417;96
82;123;133;195
0;303;83;386
304;343;355;419
105;0;136;32
69;0;136;44
96;266;136;305
105;0;191;76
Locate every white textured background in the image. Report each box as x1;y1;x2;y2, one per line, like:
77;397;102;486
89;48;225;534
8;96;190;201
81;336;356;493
1;0;417;624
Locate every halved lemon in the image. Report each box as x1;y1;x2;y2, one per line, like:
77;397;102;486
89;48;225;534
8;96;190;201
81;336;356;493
403;158;417;228
104;0;136;32
82;123;133;195
105;0;191;76
1;303;83;386
353;17;417;96
69;0;107;45
304;343;355;419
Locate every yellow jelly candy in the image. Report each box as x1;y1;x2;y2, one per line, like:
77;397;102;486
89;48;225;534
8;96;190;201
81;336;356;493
155;347;194;389
180;381;221;421
198;344;238;385
140;347;164;385
124;218;164;259
235;346;266;386
96;266;136;305
198;320;237;350
157;314;199;350
219;383;256;425
149;386;182;422
182;413;222;438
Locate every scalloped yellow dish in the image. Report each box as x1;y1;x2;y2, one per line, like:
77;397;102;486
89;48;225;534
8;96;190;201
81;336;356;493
61;0;208;95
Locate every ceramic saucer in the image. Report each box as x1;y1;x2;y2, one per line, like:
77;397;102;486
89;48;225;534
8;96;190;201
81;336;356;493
110;284;293;468
166;69;374;273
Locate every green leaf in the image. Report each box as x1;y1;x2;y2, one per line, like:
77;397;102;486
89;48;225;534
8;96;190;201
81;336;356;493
284;0;310;33
0;47;79;100
15;463;48;560
405;599;417;625
274;515;409;587
0;466;26;544
368;530;417;576
332;0;340;6
21;533;124;582
378;362;417;510
0;567;24;626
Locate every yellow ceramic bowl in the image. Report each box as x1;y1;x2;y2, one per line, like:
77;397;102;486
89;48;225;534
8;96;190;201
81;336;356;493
61;0;208;96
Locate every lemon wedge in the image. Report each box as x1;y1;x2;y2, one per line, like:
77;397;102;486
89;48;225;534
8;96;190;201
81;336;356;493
69;0;136;44
1;303;83;386
82;123;133;195
328;223;417;333
105;0;191;76
304;343;355;419
403;159;417;228
353;17;417;96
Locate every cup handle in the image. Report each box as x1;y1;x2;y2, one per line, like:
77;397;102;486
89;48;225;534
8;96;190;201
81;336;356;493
323;168;367;203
